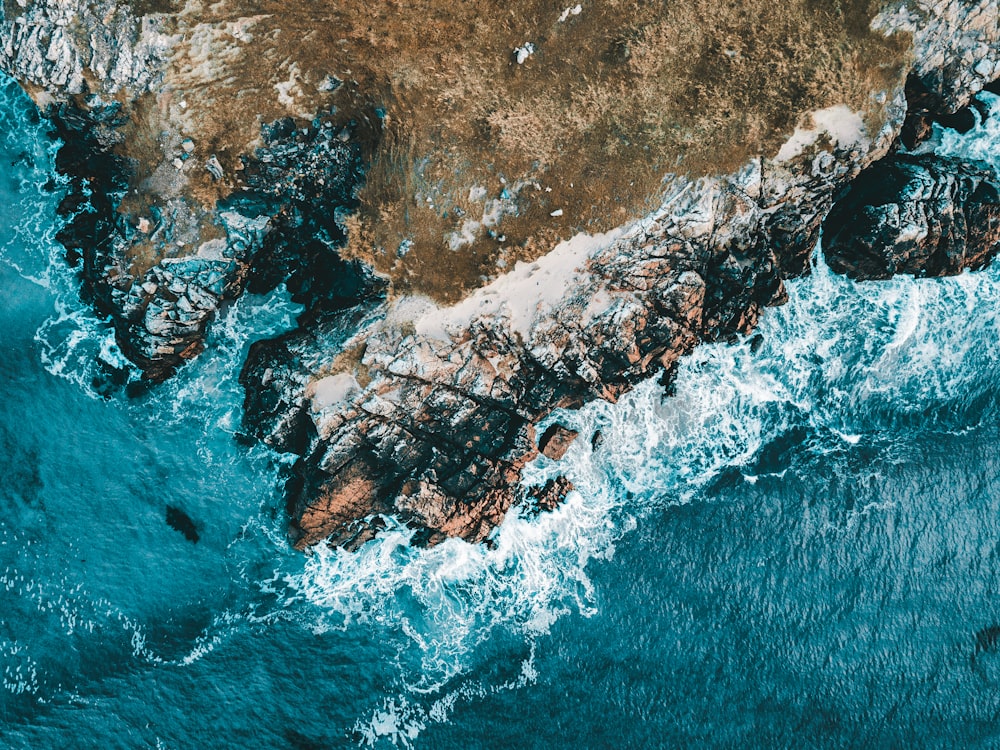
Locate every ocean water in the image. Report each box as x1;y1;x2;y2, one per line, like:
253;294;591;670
4;73;1000;748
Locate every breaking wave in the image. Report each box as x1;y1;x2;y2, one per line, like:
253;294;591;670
289;90;1000;744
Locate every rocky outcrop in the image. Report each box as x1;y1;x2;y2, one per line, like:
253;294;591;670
823;154;1000;279
4;0;1000;550
244;1;1000;550
0;0;165;96
2;0;381;382
899;73;985;149
36;98;375;383
245;153;833;548
538;424;579;461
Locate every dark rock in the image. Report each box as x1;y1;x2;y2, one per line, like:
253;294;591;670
165;505;200;543
44;101;379;386
975;624;1000;654
899;114;935;151
823;154;1000;279
899;73;983;151
528;476;574;513
239;304;378;454
934;106;977;134
238;116;386;316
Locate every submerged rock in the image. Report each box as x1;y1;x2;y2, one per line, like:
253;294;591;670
165;505;199;543
823;154;1000;280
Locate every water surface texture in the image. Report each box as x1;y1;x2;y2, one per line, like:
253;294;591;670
4;77;1000;748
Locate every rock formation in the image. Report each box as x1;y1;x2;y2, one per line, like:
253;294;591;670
824;154;1000;279
2;0;999;549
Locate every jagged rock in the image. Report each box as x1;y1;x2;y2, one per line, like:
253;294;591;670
898;72;995;151
0;0;167;96
1;0;376;382
538;424;579;461
27;93;372;381
823;154;1000;280
240;305;379;455
250;0;1000;551
528;477;574;514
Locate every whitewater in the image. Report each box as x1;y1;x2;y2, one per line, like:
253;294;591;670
4;73;1000;747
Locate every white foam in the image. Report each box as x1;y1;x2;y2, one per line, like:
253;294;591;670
8;74;1000;749
290;224;1000;739
291;113;1000;729
290;489;615;688
922;91;1000;175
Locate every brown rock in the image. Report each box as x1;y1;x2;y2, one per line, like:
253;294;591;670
538;424;580;461
528;476;574;513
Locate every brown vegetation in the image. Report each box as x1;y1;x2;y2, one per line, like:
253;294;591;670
116;0;911;300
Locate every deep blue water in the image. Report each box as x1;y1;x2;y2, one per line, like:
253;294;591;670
4;74;1000;748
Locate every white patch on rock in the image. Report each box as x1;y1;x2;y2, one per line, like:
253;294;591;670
514;43;535;64
481;198;507;227
447;219;482;251
445;191;518;249
274;62;309;115
310;373;361;410
558;4;582;22
417;225;627;341
775;105;867;162
196;238;227;260
387;296;443;335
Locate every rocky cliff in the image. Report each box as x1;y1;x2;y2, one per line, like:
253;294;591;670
2;0;999;549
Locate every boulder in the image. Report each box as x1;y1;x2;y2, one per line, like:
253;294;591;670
823;154;1000;280
538;424;580;461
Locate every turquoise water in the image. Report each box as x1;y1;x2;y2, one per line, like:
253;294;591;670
5;75;1000;747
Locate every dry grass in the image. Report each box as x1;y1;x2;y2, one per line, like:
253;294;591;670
111;0;911;300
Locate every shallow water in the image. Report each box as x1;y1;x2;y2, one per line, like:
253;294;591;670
4;76;1000;748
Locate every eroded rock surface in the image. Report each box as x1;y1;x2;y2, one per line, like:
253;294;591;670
539;424;580;461
247;0;1000;550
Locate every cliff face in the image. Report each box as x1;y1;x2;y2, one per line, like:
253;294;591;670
2;0;999;549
